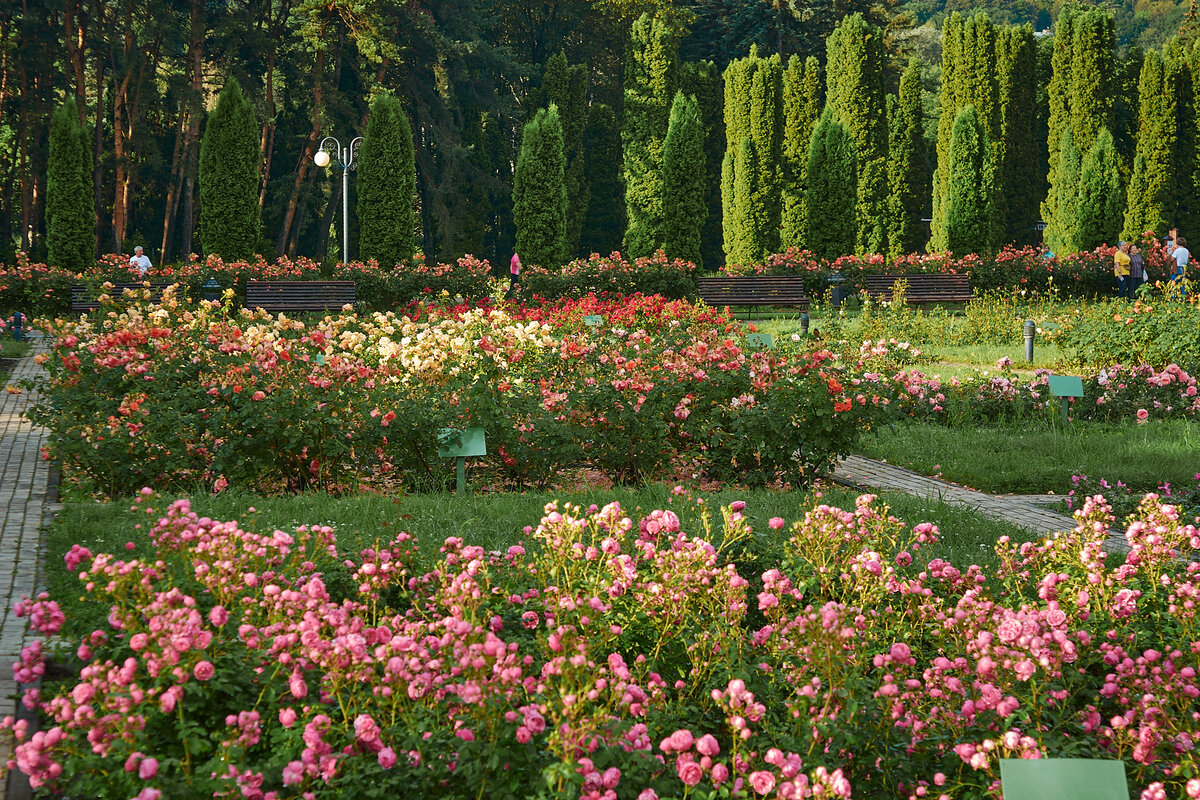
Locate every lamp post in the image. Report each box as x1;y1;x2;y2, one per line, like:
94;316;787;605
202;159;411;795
313;135;363;262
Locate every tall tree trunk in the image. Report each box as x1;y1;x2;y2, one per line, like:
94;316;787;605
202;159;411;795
92;0;107;258
64;0;87;120
276;16;327;255
161;0;204;262
18;107;30;252
182;174;196;256
259;48;277;210
317;175;340;261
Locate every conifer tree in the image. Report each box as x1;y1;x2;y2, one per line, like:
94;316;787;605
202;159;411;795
1047;125;1081;254
46;100;93;270
1169;39;1199;235
623;14;678;258
1076;128;1123;250
997;25;1041;245
826;13;888;255
781;55;822;249
1123;49;1175;239
580;104;625;256
887;58;926;258
806;109;857;261
946;105;993;256
357;93;416;268
513;106;567;268
680;60;724;269
662;91;707;267
198;77;261;260
541;51;589;257
726;137;760;263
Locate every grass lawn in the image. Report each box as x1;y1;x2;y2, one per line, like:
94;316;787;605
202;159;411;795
859;418;1200;494
47;484;1038;636
1;339;31;359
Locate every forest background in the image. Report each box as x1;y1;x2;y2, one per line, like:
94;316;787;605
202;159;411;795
3;0;1197;270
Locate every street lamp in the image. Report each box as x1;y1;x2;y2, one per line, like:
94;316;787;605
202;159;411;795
313;135;363;262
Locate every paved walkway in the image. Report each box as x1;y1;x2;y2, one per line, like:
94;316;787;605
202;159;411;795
832;454;1130;555
0;337;52;800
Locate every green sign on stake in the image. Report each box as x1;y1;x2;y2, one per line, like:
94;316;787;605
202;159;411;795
1047;374;1084;424
746;332;774;349
438;427;487;493
999;758;1128;800
583;315;604;327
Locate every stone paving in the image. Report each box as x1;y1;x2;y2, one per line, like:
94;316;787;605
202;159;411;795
832;454;1130;555
0;337;51;800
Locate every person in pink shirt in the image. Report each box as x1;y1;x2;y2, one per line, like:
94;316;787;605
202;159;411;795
509;253;521;298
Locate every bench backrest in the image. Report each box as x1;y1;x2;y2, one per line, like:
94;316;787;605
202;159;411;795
864;273;971;300
70;282;174;311
245;281;357;312
697;276;810;303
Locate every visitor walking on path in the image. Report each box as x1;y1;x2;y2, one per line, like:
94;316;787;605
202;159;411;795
1169;236;1190;298
1129;243;1145;296
508;252;521;299
1113;241;1132;299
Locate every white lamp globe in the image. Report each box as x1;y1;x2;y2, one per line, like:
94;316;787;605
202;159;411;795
313;148;330;168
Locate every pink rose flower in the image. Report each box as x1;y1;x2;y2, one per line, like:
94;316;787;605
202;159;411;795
749;770;776;795
677;760;704;786
378;747;397;769
138;757;158;779
193;660;215;681
696;734;720;757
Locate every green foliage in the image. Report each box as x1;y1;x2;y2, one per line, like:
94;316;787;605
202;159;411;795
623;13;678;258
997;25;1041;246
946;105;994;256
679;60;724;269
1075;128;1123;250
580;104;625;256
806;109;857;261
513;106;567;269
198;78;261;261
661;91;706;268
826;13;889;255
1054;297;1200;370
887;58;926;259
46;100;93;271
781;55;822;250
540;51;589;256
1048;125;1082;254
357;93;416;268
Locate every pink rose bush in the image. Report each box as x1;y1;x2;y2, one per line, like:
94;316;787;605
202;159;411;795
5;490;1199;799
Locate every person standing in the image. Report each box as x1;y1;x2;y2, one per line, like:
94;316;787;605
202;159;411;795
508;252;521;299
1170;236;1190;298
129;245;152;277
1129;243;1145;297
1113;241;1132;299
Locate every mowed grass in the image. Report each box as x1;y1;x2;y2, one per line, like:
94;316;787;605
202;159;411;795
47;485;1039;636
859;419;1200;494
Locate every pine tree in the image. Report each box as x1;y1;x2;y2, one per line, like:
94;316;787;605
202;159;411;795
946;105;993;256
198;77;261;260
357;93;416;268
623;14;678;258
781;55;822;249
720;46;783;263
541;51;589;257
680;60;724;269
513;106;567;269
826;13;888;255
1123;49;1175;239
662;91;707;267
580;104;625;256
1075;128;1123;250
46;100;93;271
997;25;1041;245
806;109;857;261
887;58;926;258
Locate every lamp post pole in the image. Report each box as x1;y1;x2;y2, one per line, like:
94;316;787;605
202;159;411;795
314;135;363;262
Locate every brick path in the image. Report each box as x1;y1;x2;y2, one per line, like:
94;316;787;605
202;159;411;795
0;337;52;800
832;454;1130;555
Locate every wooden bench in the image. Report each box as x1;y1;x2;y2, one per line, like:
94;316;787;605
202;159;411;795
697;276;810;318
864;274;972;306
245;281;356;313
71;282;174;313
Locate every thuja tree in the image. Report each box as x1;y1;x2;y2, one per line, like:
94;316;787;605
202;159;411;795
541;51;589;257
781;55;822;250
997;24;1041;245
887;58;926;259
721;46;783;263
513;105;567;268
946;105;993;256
623;14;678;258
806;109;857;261
198;77;261;260
826;13;888;255
1049;125;1082;253
580;103;625;256
662;91;706;267
679;60;724;269
1123;49;1175;238
357;93;416;268
1075;128;1123;250
46;100;93;270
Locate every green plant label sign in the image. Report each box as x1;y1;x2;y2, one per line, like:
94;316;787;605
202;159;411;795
999;758;1127;800
1048;375;1084;397
584;315;604;327
747;333;774;349
438;427;487;458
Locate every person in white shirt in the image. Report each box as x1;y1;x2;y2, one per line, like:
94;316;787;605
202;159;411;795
129;246;152;276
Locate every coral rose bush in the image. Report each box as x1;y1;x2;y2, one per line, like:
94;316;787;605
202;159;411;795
6;492;1200;799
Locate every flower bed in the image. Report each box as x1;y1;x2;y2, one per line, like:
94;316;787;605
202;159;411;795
521;252;699;300
1050;298;1200;372
26;294;882;495
6;492;1199;799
